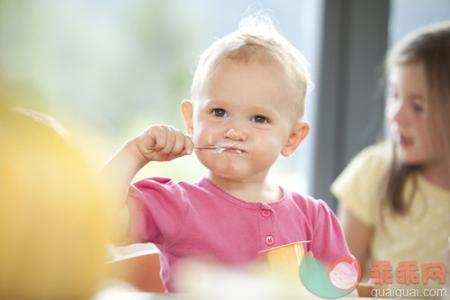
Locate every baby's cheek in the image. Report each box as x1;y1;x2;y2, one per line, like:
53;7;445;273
195;126;216;145
256;139;283;160
195;149;211;164
249;151;279;174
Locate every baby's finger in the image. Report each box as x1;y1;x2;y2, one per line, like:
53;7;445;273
160;127;177;155
152;126;168;151
171;131;187;155
141;128;156;151
182;135;194;155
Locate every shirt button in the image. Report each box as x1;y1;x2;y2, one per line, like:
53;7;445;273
265;235;274;245
261;209;272;217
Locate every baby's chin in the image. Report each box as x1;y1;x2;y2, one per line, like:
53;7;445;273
206;167;249;181
201;161;251;181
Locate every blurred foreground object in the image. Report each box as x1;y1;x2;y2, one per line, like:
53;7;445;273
0;104;111;300
174;242;360;299
174;256;321;300
106;245;164;292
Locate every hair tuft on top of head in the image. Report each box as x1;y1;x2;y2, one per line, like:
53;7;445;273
238;12;277;36
190;12;312;120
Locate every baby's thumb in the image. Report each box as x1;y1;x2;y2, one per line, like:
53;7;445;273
183;135;194;155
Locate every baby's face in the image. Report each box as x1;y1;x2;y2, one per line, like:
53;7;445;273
185;59;302;181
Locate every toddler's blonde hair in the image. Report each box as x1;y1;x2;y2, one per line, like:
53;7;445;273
190;14;312;120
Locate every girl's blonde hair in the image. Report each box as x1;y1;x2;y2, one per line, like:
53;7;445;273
0;106;111;300
383;21;450;214
190;14;312;120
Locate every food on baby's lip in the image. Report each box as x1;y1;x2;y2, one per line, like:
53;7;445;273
195;144;247;154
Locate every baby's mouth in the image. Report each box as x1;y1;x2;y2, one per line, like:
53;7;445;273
220;146;246;154
195;144;247;154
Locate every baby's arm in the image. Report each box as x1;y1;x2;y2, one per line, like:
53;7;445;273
101;125;194;242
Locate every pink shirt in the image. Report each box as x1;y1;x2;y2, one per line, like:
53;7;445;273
128;177;352;292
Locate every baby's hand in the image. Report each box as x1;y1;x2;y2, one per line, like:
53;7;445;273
133;125;194;163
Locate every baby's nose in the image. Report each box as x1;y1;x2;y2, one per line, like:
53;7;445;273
224;127;246;141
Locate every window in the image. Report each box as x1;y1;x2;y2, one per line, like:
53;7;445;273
0;1;322;191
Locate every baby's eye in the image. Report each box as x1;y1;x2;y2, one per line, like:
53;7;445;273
251;115;270;124
210;108;227;117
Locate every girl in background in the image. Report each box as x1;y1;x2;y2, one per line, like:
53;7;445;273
332;22;450;298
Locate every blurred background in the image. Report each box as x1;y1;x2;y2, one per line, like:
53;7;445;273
1;0;449;209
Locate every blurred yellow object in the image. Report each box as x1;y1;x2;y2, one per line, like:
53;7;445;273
0;104;111;300
260;241;307;285
259;241;319;299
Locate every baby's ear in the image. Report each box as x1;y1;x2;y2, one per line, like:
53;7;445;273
180;99;194;136
281;121;309;156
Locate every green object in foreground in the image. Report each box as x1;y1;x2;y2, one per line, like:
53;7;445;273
299;255;352;299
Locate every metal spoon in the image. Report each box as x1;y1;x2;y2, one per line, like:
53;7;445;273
194;145;222;150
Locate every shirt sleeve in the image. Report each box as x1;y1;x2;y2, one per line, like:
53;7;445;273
310;200;353;267
127;177;189;247
331;143;389;227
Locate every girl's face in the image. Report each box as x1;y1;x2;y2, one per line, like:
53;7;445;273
386;62;442;166
182;59;308;182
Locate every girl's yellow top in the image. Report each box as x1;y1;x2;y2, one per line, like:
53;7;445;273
332;143;450;297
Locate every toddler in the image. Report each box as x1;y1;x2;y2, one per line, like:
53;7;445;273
104;16;353;292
